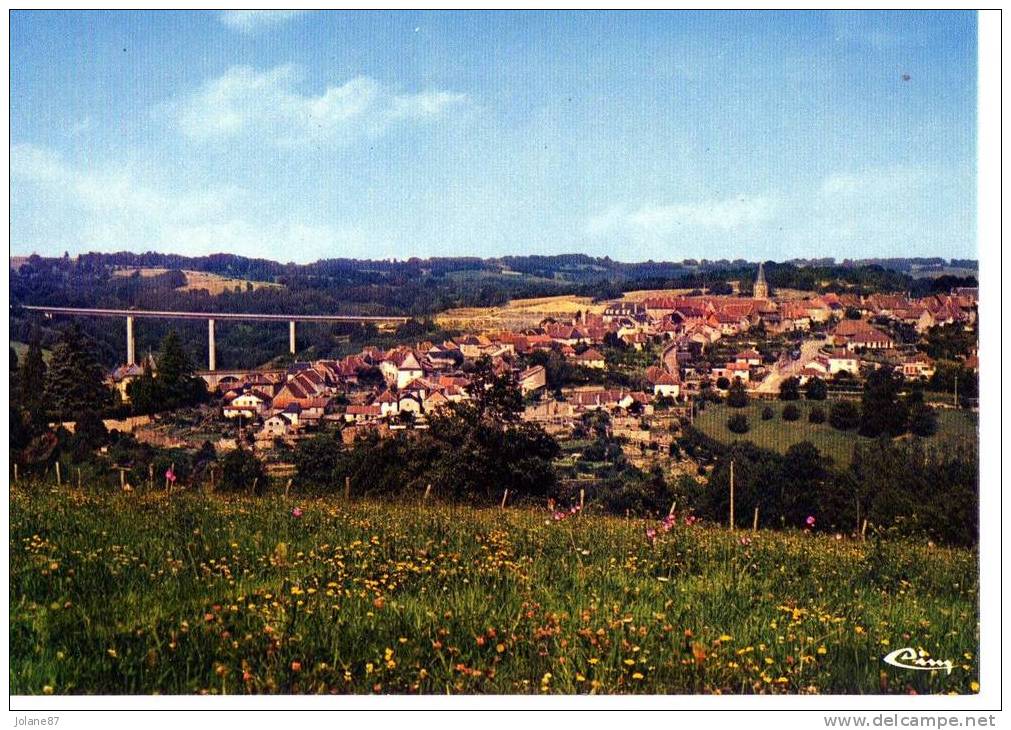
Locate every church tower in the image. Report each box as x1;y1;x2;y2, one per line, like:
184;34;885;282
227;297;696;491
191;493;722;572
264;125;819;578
753;261;769;299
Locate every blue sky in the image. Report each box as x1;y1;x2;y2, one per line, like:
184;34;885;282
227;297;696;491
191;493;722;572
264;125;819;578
10;10;977;263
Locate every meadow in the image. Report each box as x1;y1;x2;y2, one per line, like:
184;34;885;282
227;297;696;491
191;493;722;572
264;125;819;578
10;484;978;696
694;401;978;467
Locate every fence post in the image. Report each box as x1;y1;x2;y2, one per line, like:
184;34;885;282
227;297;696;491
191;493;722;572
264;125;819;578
579;488;585;515
501;489;509;509
668;501;677;517
753;507;759;532
285;479;292;498
728;460;735;530
77;467;82;489
344;476;350;501
55;461;61;487
423;484;431;503
149;463;154;491
861;519;868;541
13;463;17;484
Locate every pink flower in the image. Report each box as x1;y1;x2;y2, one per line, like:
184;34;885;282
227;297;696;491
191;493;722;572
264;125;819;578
552;511;566;521
291;507;303;519
645;527;657;543
805;515;816;527
739;536;752;546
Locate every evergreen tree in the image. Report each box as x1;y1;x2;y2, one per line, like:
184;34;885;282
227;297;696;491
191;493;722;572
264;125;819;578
157;330;194;392
726;379;749;408
19;339;47;417
859;367;908;437
10;347;19;406
44;325;110;418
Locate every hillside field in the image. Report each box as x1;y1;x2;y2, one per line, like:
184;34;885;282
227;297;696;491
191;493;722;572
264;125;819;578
694;401;977;467
10;485;978;695
112;267;282;295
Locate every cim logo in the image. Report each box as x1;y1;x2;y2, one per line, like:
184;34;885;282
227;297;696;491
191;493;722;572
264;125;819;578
882;647;955;675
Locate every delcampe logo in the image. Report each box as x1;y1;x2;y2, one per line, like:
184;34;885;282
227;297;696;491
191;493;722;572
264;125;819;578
882;647;955;675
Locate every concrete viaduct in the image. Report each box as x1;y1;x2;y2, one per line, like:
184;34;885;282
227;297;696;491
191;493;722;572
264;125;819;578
18;305;410;372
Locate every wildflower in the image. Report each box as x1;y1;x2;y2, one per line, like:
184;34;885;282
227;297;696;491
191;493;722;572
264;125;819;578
496;643;506;653
632;672;644;680
290;661;301;672
42;686;54;695
805;515;816;527
739;536;752;546
971;681;980;693
291;507;303;519
817;646;827;655
645;527;657;544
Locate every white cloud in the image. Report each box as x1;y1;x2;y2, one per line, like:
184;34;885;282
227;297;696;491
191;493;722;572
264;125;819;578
9;143;375;262
587;195;778;238
170;65;467;147
219;10;306;34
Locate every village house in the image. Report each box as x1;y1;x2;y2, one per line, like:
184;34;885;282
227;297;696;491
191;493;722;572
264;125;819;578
518;365;547;395
901;353;936;380
734;349;762;367
344;404;382;424
258;414;293;440
646;366;681;399
846;328;895;352
222;391;268;420
572;347;606;369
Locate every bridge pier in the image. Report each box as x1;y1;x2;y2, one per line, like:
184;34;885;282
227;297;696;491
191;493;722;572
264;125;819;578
289;320;296;355
126;315;135;366
208;319;216;371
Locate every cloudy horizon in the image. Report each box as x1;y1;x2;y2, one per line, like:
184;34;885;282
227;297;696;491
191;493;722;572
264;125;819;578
11;10;977;263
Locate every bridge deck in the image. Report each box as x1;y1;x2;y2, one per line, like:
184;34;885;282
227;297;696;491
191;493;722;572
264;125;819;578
17;305;409;323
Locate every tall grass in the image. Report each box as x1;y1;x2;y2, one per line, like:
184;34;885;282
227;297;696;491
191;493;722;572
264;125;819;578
10;483;978;695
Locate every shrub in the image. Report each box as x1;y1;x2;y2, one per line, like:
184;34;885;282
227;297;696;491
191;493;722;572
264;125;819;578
716;376;730;390
782;404;801;421
829;400;860;430
908;402;939;437
808;406;826;424
761;406;774;421
727;414;749;434
219;448;266;495
779;377;801;401
805;377;828;400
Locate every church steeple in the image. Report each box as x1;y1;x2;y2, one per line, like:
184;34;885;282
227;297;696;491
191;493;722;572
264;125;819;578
754;261;769;299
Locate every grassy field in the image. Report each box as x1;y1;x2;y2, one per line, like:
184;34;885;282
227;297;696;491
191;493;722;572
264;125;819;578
694;401;978;467
112;267;282;295
10;340;53;364
10;485;978;695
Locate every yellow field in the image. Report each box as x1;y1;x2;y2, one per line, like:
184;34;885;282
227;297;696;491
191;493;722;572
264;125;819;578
436;295;609;330
112;268;282;294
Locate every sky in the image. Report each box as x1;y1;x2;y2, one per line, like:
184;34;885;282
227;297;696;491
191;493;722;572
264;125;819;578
10;10;978;264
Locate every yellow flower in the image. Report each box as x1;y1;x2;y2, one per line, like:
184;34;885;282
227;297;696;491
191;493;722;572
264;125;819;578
42;686;54;695
719;634;732;642
623;659;635;666
589;657;600;665
971;681;980;693
631;672;644;680
496;643;506;653
817;646;827;655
